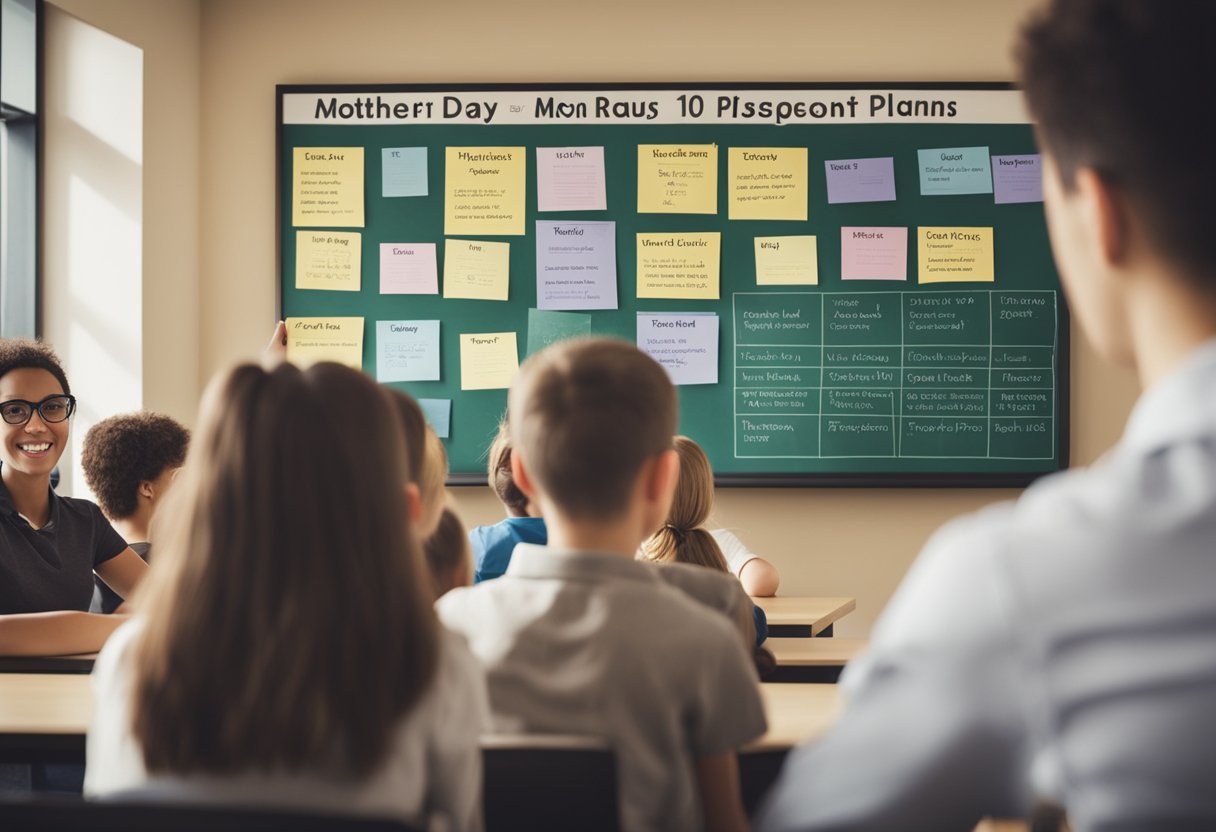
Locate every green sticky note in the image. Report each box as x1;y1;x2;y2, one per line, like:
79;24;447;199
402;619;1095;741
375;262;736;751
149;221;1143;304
526;308;592;355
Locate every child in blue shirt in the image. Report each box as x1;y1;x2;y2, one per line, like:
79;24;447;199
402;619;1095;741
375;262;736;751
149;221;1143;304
468;421;546;582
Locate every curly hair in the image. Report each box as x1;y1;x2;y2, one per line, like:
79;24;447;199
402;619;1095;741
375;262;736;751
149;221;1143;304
81;412;190;519
0;338;71;395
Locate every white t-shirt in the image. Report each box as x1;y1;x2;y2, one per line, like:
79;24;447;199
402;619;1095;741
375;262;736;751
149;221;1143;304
710;528;759;578
85;619;489;832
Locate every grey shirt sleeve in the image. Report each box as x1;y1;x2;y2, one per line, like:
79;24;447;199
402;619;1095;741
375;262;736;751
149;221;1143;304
757;507;1031;831
687;615;768;757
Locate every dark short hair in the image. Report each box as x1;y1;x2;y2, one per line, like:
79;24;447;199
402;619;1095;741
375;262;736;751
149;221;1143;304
0;338;71;395
509;338;676;520
1017;0;1216;282
81;413;190;519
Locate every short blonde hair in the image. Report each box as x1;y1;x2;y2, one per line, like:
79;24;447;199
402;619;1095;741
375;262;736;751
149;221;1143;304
509;338;676;520
641;436;729;572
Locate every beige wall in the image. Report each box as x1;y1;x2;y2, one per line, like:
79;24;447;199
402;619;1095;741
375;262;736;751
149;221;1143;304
47;0;1141;635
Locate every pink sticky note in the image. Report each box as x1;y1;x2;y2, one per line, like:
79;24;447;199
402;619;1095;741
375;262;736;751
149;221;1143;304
841;227;908;281
380;243;438;294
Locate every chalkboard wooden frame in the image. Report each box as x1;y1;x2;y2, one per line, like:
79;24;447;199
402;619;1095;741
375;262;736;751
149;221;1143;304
277;81;1070;488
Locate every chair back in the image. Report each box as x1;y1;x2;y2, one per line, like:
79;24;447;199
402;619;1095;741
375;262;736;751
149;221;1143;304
482;734;618;832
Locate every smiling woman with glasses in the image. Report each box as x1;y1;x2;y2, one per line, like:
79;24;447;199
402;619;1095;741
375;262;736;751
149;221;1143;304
0;338;149;657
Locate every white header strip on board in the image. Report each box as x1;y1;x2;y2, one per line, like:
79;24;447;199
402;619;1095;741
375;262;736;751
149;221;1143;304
282;89;1028;126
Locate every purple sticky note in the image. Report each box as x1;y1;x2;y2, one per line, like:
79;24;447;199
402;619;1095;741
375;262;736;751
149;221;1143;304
841;227;908;281
992;154;1043;204
825;157;897;204
380;243;438;294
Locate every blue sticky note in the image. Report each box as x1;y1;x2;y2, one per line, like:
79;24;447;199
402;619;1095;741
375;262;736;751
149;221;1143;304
917;146;993;196
376;320;440;383
418;398;451;439
382;147;428;198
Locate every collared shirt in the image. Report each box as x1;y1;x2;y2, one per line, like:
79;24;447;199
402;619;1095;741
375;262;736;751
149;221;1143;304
437;544;767;832
758;339;1216;832
0;477;128;614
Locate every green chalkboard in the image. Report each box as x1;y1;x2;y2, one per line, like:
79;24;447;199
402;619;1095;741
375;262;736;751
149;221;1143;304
278;84;1068;487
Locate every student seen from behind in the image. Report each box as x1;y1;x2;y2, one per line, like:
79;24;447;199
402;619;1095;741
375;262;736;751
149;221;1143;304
758;2;1216;829
81;412;189;613
86;362;488;831
424;506;473;599
468;419;547;582
0;339;148;656
438;338;765;832
641;435;770;647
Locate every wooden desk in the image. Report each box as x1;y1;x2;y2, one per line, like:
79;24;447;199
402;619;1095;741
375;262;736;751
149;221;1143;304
746;683;842;753
752;596;856;637
0;673;92;764
765;637;867;683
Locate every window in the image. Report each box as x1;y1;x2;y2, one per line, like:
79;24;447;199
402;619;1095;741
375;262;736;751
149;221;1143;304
1;0;39;338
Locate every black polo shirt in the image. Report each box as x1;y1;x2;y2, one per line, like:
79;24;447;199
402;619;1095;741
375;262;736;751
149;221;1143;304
0;476;128;614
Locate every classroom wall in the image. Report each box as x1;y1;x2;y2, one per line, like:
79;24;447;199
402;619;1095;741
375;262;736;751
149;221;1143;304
45;0;1141;636
42;0;200;498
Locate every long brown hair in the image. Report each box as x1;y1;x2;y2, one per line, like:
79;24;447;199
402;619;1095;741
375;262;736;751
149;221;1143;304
131;362;438;779
641;435;729;572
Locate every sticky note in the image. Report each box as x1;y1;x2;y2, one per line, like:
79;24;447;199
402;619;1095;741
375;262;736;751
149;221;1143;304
460;332;519;390
728;147;808;220
918;227;995;283
295;231;361;292
292;147;364;227
418;399;451;439
824;157;897;204
917;146;993;196
443;239;510;301
382;147;428;198
754;236;818;286
444;146;526;235
637;313;719;386
375;320;440;383
536;146;607;212
637;144;718;214
527;308;592;355
380;243;438;294
636;232;720;300
841;227;908;281
536;221;618;311
992;154;1043;204
285;317;364;370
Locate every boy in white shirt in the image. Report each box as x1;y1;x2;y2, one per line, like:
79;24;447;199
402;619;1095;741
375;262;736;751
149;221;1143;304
438;338;766;832
759;2;1216;830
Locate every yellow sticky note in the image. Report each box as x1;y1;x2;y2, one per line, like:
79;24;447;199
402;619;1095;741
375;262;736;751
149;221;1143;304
637;144;718;214
285;317;364;370
295;231;361;292
917;227;995;283
729;147;809;221
460;332;519;390
443;239;510;301
636;232;721;299
445;147;526;235
292;147;364;228
755;236;818;285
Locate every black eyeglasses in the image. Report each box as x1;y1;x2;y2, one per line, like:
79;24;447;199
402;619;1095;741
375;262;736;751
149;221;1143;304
0;395;77;426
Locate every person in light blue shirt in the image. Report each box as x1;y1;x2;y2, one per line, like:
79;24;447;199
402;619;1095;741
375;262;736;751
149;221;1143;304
758;2;1216;830
469;421;547;583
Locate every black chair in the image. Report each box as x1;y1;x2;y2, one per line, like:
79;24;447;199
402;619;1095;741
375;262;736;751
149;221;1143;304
482;734;618;832
0;796;422;832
